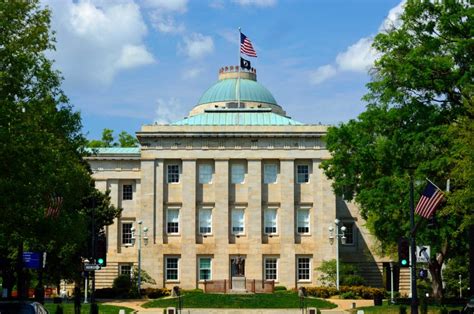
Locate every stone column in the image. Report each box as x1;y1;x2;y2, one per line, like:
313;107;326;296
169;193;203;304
108;179;120;253
181;159;197;289
214;159;229;280
140;160;158;285
246;159;262;280
279;159;296;288
155;159;164;244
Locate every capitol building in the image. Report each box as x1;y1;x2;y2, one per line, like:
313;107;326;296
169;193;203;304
86;66;392;291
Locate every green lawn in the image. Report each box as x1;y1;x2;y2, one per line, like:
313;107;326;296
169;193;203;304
348;304;464;314
44;303;134;313
143;290;337;309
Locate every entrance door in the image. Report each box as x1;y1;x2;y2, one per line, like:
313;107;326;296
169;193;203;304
230;256;245;277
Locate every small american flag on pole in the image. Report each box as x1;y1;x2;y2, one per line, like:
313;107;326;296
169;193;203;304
240;32;257;57
45;195;63;218
415;180;444;219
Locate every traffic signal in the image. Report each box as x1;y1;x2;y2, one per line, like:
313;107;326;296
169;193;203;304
96;233;107;267
398;237;410;267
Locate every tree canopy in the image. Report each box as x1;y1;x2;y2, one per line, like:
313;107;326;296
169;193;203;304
321;1;473;298
88;128;138;147
0;1;121;296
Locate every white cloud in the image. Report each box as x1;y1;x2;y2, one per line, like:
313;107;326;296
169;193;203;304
179;33;214;59
116;45;155;69
232;0;277;7
144;0;188;13
335;37;378;72
150;12;185;33
378;1;405;32
309;0;405;85
45;0;155;85
209;0;225;9
309;65;337;85
218;29;238;45
182;67;203;79
154;97;187;124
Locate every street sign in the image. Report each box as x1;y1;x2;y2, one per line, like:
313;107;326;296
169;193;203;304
84;264;101;271
23;252;41;269
416;245;430;263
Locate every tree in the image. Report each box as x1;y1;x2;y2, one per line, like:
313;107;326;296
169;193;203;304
317;259;366;287
0;1;120;297
118;131;139;147
88;128;138;147
321;1;472;299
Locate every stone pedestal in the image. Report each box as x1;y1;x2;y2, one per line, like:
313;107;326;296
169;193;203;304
231;277;246;292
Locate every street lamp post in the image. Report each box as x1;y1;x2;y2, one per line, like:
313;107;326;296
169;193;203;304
328;219;347;291
131;221;148;296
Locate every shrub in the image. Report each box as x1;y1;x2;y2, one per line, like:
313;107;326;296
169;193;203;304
317;259;365;287
306;286;384;300
306;286;338;298
439;306;448;314
340;291;357;299
343;275;366;286
94;287;118;299
113;274;132;296
144;288;170;299
399;305;407;314
274;286;287;291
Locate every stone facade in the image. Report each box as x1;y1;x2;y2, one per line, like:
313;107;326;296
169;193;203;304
86;67;393;291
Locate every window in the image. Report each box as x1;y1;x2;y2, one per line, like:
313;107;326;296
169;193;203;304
231;208;245;235
119;264;132;277
165;257;179;281
167;208;180;234
122;184;133;200
199;257;212;281
264;257;278;281
297;257;311;281
343;222;355;245
297;209;310;234
264;208;277;234
296;164;309;183
121;222;133;245
199;208;212;234
263;164;278;184
231;163;245;184
167;164;180;183
199;164;213;184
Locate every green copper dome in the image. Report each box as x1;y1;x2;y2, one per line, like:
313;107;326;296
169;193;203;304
197;78;278;106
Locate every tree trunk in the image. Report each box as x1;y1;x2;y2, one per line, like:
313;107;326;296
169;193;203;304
429;261;443;299
428;241;448;299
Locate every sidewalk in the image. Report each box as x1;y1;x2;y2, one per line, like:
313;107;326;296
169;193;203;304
103;298;374;314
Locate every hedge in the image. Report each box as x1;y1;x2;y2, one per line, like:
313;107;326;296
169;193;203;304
305;286;385;299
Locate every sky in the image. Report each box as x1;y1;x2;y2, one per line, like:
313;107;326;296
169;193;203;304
42;0;404;140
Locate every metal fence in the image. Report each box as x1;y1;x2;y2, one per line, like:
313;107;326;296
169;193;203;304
203;279;274;293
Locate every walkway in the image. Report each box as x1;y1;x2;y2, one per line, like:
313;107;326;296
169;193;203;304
103;298;375;314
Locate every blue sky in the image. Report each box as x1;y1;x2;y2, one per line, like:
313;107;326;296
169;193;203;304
43;0;403;140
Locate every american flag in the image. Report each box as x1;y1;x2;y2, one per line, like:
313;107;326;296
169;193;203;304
45;195;63;218
415;181;444;219
240;33;257;57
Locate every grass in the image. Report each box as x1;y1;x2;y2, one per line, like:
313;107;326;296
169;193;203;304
44;303;134;313
348;304;464;314
143;290;337;309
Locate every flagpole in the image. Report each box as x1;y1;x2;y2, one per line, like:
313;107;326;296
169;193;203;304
425;177;442;191
238;27;241;108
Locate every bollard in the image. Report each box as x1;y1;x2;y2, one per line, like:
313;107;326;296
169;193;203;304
119;310;125;314
357;310;365;314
